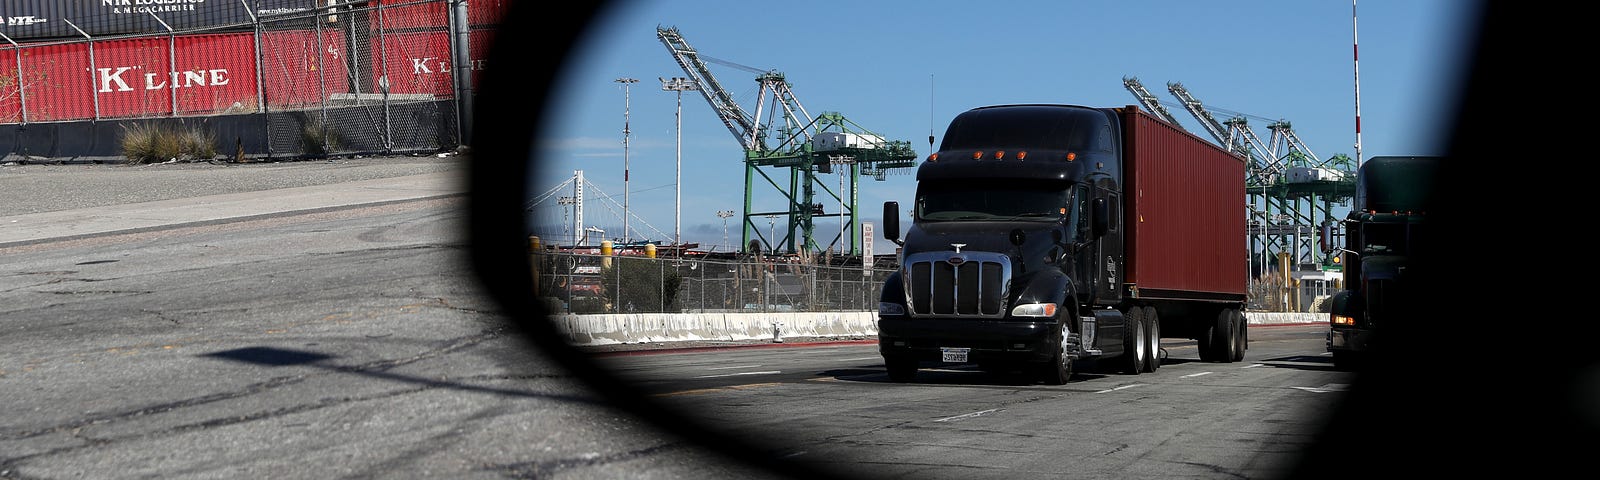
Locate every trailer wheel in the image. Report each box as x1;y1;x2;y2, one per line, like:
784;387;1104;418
1230;309;1247;362
1197;321;1216;362
885;355;917;383
1142;306;1161;372
1040;325;1075;385
1210;309;1237;363
1121;307;1146;374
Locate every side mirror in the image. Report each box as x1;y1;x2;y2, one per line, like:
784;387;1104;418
1319;221;1333;253
883;201;902;245
1091;198;1109;237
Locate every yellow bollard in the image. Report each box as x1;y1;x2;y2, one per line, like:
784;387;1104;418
645;243;657;258
601;240;613;268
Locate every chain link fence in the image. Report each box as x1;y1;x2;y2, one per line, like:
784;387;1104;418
530;249;1333;315
531;251;897;315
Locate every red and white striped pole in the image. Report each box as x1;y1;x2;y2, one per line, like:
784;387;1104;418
1352;0;1363;167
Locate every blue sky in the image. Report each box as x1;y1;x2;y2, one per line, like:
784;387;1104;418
530;0;1480;252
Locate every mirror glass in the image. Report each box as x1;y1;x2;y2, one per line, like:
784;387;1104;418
503;1;1483;477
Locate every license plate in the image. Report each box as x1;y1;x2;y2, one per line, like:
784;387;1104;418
941;347;970;363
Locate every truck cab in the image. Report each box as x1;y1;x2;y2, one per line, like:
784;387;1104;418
1325;156;1438;370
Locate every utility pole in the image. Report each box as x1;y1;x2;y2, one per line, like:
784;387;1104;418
661;77;699;248
615;77;639;243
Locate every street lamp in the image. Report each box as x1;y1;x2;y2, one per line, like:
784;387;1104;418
614;77;639;244
765;215;779;255
716;209;735;252
830;155;855;255
661;77;700;248
558;196;576;246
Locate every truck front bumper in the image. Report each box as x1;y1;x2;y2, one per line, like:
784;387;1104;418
1327;326;1375;353
877;316;1058;364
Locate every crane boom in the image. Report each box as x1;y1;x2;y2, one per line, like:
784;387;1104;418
657;26;759;150
1121;76;1183;126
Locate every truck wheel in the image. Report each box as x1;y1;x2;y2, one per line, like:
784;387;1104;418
1210;309;1237;363
1040;324;1075;385
885;355;918;383
1230;309;1247;362
1197;322;1216;362
1142;306;1161;372
1122;307;1146;374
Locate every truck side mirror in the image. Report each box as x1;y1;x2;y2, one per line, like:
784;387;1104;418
883;201;902;245
1319;222;1332;253
1091;198;1109;237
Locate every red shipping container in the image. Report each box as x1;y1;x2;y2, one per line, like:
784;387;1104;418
370;29;491;95
0;29;346;123
1121;106;1248;299
370;0;511;30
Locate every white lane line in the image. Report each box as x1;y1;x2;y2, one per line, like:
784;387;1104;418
837;357;882;361
935;408;1000;422
693;370;781;379
1095;384;1145;394
1243;363;1267;368
706;364;763;370
1292;384;1350;393
1182;372;1214;378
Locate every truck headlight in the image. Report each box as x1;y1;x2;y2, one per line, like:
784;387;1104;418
879;302;906;316
1010;303;1057;318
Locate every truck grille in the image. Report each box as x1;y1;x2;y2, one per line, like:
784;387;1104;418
903;252;1011;317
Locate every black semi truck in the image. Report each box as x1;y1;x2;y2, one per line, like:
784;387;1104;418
876;104;1250;385
1324;155;1439;370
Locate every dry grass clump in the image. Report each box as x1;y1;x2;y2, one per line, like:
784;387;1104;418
121;123;218;164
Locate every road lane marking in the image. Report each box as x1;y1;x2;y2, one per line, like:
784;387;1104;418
935;408;1000;422
1182;372;1214;378
1243;363;1267;368
706;364;763;370
836;357;881;361
652;382;784;397
692;370;781;379
1095;384;1145;394
1291;384;1350;393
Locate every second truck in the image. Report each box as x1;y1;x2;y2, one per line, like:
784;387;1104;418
1323;155;1438;370
877;103;1249;384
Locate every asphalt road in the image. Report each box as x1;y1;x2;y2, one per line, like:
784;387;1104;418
0;157;795;480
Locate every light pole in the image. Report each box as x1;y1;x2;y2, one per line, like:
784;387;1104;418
558;196;576;246
765;215;779;255
716;210;735;252
830;155;855;255
661;77;699;248
615;77;638;244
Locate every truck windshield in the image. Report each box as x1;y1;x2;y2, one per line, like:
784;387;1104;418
1361;221;1422;254
916;179;1072;223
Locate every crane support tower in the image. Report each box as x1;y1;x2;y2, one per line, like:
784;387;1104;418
656;26;918;256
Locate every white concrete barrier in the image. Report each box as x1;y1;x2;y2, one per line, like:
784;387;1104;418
552;310;1324;347
552;311;877;346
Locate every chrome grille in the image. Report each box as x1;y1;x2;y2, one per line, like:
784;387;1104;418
904;251;1011;317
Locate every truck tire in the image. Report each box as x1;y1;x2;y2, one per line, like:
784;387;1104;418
1197;320;1216;362
1142;306;1161;372
885;355;918;383
1230;309;1247;362
1040;325;1075;385
1210;309;1237;363
1121;307;1146;374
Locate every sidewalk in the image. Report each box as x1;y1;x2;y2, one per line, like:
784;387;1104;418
0;157;466;248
